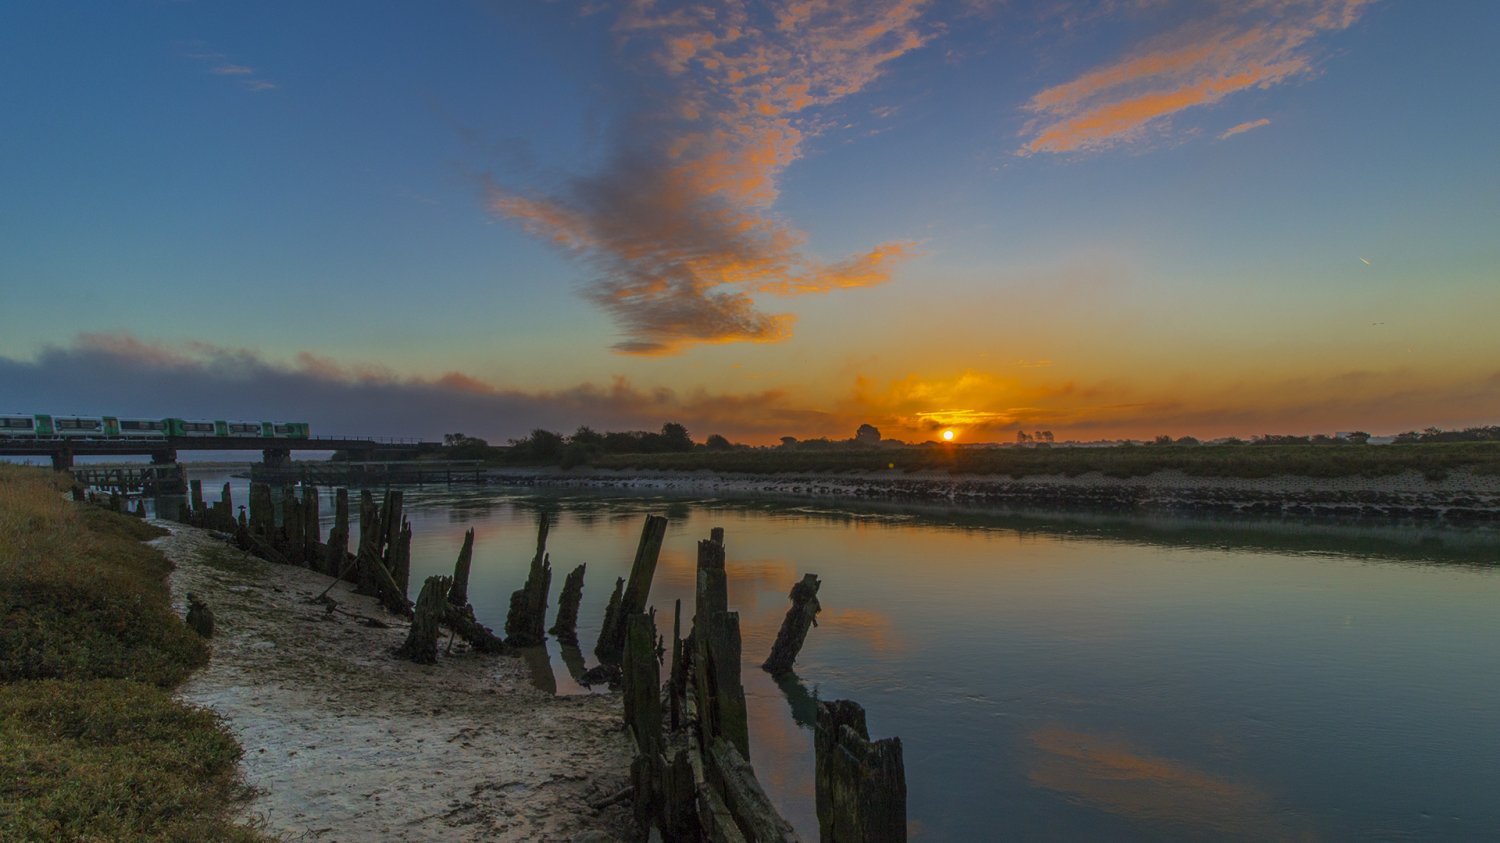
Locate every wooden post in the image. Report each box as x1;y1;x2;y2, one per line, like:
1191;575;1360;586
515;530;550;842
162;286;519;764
301;484;321;566
355;491;380;596
815;699;906;843
624;611;663;831
763;573;822;676
548;563;587;645
327;488;350;580
396;575;451;664
220;483;234;532
282;484;303;564
595;577;625;662
691;529;749;759
596;514;668;663
248;482;275;540
669;598;684;731
391;519;412;599
504;517;552;646
189;479;204;517
447;528;476;606
380;490;404;570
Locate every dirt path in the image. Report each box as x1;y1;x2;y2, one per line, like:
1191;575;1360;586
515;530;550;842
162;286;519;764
154;524;634;842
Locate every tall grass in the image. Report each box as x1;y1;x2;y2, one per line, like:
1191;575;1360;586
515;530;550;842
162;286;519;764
0;465;266;841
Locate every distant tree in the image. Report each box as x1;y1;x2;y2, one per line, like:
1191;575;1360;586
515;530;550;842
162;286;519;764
1040;430;1055;443
855;424;881;445
1344;431;1371;445
444;432;487;448
1016;431;1032;445
705;434;734;451
1176;435;1201;446
519;428;564;460
1393;431;1420;444
661;422;693;452
780;436;798;448
570;425;604;446
1153;435;1173;446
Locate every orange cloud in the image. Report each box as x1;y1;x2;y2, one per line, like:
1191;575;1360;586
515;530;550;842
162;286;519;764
490;1;927;354
1019;0;1372;154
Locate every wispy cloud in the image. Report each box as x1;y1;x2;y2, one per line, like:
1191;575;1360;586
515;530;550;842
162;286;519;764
1018;0;1371;155
1217;117;1271;140
181;43;276;92
489;1;928;355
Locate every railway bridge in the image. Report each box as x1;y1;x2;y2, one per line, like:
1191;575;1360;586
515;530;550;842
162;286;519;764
0;435;435;471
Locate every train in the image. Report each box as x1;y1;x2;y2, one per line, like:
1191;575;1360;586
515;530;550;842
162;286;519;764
0;414;311;440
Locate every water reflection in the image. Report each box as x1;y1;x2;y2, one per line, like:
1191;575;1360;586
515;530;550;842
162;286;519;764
175;471;1500;841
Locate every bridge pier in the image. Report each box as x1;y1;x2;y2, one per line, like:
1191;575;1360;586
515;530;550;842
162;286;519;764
151;448;178;465
262;448;292;468
50;448;74;471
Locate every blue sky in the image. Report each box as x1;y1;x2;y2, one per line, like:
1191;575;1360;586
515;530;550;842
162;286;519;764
2;1;1496;442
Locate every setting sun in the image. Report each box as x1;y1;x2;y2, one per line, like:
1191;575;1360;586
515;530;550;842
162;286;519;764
942;429;955;441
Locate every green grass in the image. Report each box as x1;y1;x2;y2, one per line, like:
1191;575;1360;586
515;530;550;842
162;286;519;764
0;465;268;842
583;442;1500;480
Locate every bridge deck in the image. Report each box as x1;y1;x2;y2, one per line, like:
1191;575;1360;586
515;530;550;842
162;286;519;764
0;436;432;456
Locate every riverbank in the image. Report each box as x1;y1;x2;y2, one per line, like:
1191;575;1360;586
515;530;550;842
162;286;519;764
156;522;634;842
487;466;1500;522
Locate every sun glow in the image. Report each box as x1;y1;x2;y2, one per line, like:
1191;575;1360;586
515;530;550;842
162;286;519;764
942;429;955;441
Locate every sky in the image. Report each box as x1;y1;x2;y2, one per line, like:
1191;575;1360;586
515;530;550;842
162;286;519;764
2;0;1497;444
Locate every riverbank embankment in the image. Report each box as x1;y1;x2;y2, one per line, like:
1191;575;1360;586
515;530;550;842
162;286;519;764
487;467;1500;522
157;522;634;842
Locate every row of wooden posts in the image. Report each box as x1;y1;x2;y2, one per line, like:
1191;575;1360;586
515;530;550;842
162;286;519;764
177;480;905;841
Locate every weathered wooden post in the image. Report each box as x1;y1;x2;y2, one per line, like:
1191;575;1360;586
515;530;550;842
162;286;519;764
669;598;684;731
355;491;381;596
301;484;320;566
133;500;147;519
548;563;587;646
763;573;822;676
380;490;404;568
815;700;906;843
185;593;214;638
220;483;234;532
446;527;475;606
189;479;204;519
327;488;350;579
281;484;304;563
623;611;663;831
504;518;552;646
595;514;668;662
693;531;749;760
391;518;412;598
248;482;275;539
595;577;624;661
396;575;452;664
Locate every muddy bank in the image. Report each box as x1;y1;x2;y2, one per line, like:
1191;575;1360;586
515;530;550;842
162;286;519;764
155;524;633;842
487;467;1500;523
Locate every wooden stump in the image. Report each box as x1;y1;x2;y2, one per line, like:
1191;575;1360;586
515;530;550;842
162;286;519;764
396;575;451;664
815;699;906;843
762;573;822;676
595;576;625;662
301;484;321;566
185;593;214;638
504;518;552;646
248;482;276;540
327;488;350;579
596;514;668;662
354;491;381;596
447;527;475;606
189;479;204;517
281;485;303;564
548;563;586;645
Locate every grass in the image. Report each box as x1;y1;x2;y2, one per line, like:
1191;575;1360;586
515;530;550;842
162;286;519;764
0;464;267;842
584;442;1500;480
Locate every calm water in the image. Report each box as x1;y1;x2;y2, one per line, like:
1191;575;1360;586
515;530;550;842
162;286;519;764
187;475;1500;841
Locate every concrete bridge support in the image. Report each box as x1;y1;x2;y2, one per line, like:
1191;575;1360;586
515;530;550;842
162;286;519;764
262;448;292;468
50;448;73;471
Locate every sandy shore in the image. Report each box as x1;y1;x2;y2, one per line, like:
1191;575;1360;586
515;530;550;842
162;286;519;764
154;523;634;842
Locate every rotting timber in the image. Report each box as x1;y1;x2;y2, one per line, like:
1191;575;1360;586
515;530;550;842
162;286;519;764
620;526;908;842
171;488;905;840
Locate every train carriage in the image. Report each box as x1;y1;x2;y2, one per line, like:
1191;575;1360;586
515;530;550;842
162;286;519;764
222;420;262;437
0;415;38;438
52;415;107;437
110;417;168;439
164;418;218;438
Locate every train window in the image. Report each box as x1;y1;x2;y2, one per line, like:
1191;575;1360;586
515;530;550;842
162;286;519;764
121;420;164;431
2;418;32;428
185;422;215;432
58;418;99;430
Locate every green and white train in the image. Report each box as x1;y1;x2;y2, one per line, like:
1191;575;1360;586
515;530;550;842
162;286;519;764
0;414;311;440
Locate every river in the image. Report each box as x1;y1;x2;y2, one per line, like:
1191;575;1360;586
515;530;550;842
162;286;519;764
183;473;1500;840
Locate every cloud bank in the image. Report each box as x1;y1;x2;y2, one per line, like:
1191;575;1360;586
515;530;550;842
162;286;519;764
489;1;925;354
1019;0;1370;155
0;334;829;444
